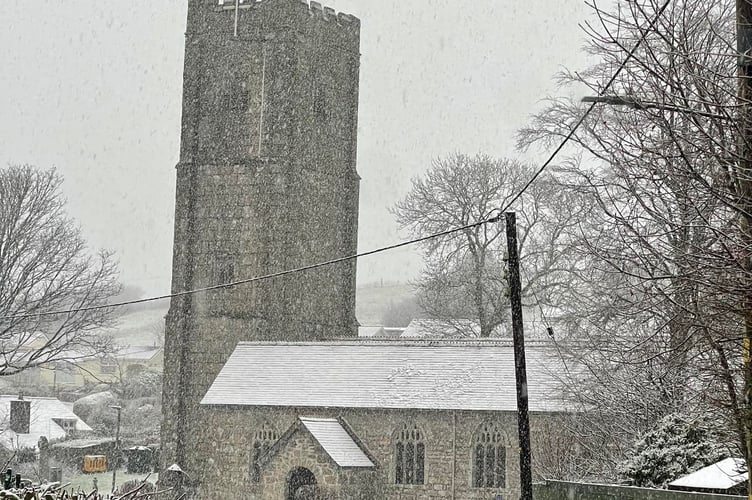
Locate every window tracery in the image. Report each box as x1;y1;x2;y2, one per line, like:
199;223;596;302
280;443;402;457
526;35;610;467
394;421;425;485
250;422;279;482
472;421;506;488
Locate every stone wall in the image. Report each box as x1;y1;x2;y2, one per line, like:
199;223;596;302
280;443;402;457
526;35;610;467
186;406;570;499
161;0;361;480
259;430;340;499
533;481;746;500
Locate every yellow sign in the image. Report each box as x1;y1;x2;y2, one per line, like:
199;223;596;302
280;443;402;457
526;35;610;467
82;455;107;473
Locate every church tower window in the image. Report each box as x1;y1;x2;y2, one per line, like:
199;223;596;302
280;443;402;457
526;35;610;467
472;421;506;488
216;257;235;287
394;421;425;485
250;423;279;482
313;85;328;120
221;77;250;115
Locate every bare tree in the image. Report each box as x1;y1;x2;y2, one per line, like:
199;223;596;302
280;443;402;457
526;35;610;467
392;153;586;337
0;165;120;376
518;0;750;481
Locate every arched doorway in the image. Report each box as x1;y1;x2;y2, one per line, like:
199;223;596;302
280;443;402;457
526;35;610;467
285;467;318;500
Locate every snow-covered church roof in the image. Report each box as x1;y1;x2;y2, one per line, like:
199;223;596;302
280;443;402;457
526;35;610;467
201;340;571;412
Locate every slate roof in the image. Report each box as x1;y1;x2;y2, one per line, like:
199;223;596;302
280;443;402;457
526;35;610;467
51;437;115;450
201;340;569;412
0;396;92;450
357;326;385;338
668;458;748;491
299;417;374;467
402;319;482;338
114;346;163;362
258;416;374;469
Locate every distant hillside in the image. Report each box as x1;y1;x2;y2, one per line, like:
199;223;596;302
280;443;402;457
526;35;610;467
99;304;168;348
101;282;416;344
356;282;417;326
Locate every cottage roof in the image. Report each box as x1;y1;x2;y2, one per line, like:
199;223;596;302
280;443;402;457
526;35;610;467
357;326;385;338
0;396;92;450
401;319;481;338
668;458;748;491
113;346;163;362
201;340;569;412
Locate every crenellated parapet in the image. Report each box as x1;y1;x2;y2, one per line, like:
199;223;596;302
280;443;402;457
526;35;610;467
308;1;360;27
212;0;360;33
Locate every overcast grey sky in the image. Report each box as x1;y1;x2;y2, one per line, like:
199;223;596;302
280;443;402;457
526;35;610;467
0;0;591;296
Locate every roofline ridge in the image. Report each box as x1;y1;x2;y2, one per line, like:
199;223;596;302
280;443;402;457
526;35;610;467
300;415;376;468
299;416;337;422
336;415;380;468
202;402;578;413
234;339;565;347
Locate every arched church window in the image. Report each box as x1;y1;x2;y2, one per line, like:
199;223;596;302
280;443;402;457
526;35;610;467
394;421;425;485
472;421;506;488
250;422;280;482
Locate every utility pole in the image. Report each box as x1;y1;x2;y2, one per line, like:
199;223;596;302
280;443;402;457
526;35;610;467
111;405;122;493
505;212;533;500
738;2;752;499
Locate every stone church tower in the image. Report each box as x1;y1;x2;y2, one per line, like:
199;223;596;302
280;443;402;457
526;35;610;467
161;0;361;479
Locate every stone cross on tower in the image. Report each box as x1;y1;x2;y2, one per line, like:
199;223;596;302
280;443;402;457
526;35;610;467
232;0;241;36
217;0;249;37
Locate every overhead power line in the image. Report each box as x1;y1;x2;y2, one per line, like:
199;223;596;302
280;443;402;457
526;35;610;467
508;0;672;210
1;216;500;321
0;0;670;322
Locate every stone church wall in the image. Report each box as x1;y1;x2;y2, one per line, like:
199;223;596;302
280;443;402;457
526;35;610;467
189;405;571;499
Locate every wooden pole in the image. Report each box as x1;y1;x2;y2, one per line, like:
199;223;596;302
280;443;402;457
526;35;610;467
505;212;533;500
111;405;122;493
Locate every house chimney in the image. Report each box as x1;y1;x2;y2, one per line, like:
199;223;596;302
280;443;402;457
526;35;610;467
10;398;31;434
